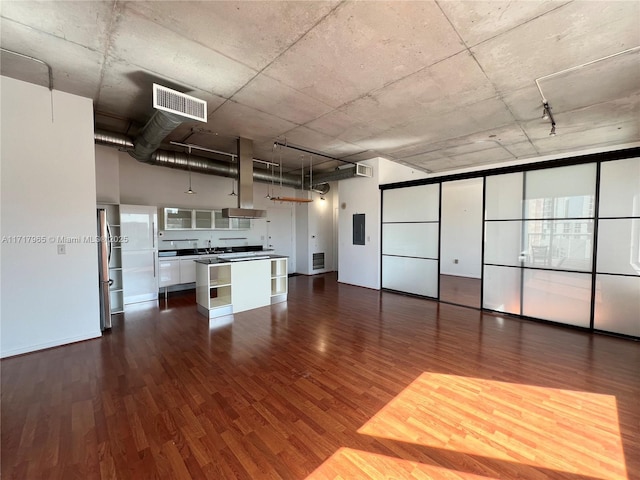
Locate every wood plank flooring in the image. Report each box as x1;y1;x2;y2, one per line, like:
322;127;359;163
2;273;639;479
439;274;481;308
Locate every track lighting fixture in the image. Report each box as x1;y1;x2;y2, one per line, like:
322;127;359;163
541;108;549;120
541;102;557;136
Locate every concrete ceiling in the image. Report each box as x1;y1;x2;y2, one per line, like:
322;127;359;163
1;1;639;174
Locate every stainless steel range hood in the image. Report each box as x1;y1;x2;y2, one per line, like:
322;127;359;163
221;138;267;219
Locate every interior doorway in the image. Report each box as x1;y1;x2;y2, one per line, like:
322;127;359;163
266;207;295;273
439;178;483;308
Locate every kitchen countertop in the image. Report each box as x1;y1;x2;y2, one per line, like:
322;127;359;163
159;245;272;257
159;249;274;259
195;254;287;265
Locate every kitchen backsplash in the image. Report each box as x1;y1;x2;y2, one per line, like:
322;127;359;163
158;225;267;250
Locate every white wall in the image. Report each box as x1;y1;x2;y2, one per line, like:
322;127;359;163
337;157;425;289
440;178;483;278
95;144;120;204
1;77;101;357
338;158;381;289
379;160;430;184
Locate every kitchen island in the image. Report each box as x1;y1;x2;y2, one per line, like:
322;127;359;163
195;255;288;319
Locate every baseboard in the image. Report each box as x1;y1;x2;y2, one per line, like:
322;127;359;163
0;331;102;359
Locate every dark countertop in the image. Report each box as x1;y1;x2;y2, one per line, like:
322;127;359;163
159;245;272;257
195;255;287;265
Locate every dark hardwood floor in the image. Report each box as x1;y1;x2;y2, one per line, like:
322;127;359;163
2;273;639;479
439;274;481;308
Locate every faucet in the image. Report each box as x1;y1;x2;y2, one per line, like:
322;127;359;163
207;239;212;253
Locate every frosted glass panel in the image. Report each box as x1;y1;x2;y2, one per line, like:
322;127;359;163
484;221;522;266
382;256;438;297
594;275;640;337
383;184;439;222
483;265;521;314
522;270;591;327
525;164;596;219
382;223;439;259
485;172;523;220
599;157;640;218
522;220;593;272
597;219;640;275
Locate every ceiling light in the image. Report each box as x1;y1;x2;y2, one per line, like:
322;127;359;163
542;102;550;120
541;101;557;136
184;147;196;194
229;178;237;196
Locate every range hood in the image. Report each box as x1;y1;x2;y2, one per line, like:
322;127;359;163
221;138;267;219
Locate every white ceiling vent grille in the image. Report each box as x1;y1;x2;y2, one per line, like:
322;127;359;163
355;163;373;177
153;84;207;122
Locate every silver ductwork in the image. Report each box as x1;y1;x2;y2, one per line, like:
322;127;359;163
94;129;359;192
129;110;185;162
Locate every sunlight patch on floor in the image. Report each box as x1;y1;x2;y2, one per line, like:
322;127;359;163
306;447;494;480
356;372;626;479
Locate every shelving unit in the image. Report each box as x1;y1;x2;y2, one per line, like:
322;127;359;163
270;257;288;304
99;204;124;314
196;263;233;318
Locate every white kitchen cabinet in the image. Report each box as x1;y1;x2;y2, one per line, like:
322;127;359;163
196;256;287;319
121;204;158;304
231;259;271;313
162;208;193;230
122;250;158;303
179;258;197;283
160;207;250;231
194;210;213;229
159;258;180;287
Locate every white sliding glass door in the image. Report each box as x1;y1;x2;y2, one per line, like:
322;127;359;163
382;184;439;298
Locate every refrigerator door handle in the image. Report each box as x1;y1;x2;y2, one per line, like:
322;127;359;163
106;222;112;264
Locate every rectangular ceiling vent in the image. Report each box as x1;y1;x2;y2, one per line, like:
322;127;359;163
153;84;207;122
355;163;373;177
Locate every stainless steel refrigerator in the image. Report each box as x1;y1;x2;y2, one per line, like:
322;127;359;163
97;208;113;330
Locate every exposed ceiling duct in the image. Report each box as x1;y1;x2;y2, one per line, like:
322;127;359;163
94;129;356;190
128;85;208;162
128;110;185;162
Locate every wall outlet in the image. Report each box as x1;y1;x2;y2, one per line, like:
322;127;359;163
454;258;458;264
57;244;66;255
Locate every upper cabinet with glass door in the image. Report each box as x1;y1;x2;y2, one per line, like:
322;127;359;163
160;207;250;230
194;210;214;229
162;208;193;230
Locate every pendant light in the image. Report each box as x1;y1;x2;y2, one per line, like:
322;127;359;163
266;144;275;199
184;146;196;194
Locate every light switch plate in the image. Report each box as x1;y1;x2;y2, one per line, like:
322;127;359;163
57;244;66;255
